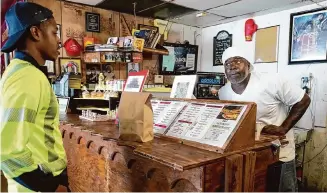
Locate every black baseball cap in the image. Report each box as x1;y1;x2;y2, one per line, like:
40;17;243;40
1;2;53;53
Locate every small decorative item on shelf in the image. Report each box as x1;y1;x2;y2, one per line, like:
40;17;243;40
133;38;144;52
125;53;132;62
80;110;117;122
118;37;125;48
107;37;118;45
83;37;95;50
96;90;104;98
123;36;133;48
90;89;97;98
98;72;105;89
81;85;90;98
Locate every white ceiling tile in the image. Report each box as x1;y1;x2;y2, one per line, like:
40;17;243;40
207;0;300;17
170;0;239;11
171;12;225;27
65;0;103;6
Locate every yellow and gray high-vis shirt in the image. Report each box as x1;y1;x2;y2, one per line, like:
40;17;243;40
0;58;67;186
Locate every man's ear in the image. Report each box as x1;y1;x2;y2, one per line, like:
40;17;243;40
29;26;42;41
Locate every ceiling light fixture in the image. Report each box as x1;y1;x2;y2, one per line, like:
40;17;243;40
196;12;206;17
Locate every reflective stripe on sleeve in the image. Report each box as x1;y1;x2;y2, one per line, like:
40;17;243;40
2;108;37;123
1;151;34;176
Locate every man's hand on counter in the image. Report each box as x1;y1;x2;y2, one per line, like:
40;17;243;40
262;125;286;136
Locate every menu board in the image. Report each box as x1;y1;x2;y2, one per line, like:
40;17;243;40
213;30;232;66
85;12;100;32
151;100;187;134
166;103;247;148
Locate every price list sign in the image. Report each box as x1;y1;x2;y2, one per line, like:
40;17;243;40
166;103;247;148
151;100;187;134
213;30;232;66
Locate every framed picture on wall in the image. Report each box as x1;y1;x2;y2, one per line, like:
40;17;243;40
59;57;82;74
86;63;100;83
289;8;327;64
127;63;140;75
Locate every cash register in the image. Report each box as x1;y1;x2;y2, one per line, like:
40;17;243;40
195;72;226;99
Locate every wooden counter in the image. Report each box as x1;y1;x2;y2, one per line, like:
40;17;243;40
60;114;282;192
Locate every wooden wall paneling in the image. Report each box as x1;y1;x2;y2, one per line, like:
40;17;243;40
119;63;127;80
61;1;92;58
91;8;120;44
142;54;159;84
164;75;175;85
143;18;154;26
28;0;62;76
224;154;243;192
119;13;144;36
112;62;120;79
28;0;62;23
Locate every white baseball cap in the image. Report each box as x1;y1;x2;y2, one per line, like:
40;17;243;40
222;47;254;72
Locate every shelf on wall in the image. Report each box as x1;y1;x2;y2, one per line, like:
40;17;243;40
76;107;110;112
143;47;169;55
84;62;130;64
83;45;169;55
84;50;141;53
74;98;110;101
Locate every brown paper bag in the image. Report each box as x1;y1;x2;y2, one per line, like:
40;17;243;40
118;92;154;142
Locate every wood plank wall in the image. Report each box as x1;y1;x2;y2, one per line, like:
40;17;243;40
28;0;177;84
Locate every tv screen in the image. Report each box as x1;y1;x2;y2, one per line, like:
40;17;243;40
160;42;198;75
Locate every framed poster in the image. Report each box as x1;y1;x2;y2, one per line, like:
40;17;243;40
289;8;327;64
85;12;100;33
213;30;232;66
254;26;279;63
59;57;82;74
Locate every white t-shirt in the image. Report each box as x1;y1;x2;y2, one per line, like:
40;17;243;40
219;71;305;162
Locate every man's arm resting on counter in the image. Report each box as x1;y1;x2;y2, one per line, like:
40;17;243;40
262;94;311;136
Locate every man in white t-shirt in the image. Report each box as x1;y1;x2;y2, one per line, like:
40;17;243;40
219;47;311;191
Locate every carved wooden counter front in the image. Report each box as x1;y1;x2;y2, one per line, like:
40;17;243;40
60;114;282;192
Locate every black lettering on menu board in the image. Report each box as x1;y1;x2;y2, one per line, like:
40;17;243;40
213;30;232;66
85;12;100;33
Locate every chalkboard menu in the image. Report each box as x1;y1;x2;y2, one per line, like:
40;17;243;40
213;30;232;66
85;12;100;33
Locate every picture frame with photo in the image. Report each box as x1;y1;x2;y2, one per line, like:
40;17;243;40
59;57;82;74
86;64;101;83
103;64;115;81
289;8;327;64
127;63;140;75
107;37;118;45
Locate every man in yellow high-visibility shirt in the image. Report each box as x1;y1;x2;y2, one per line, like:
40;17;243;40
0;2;69;192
